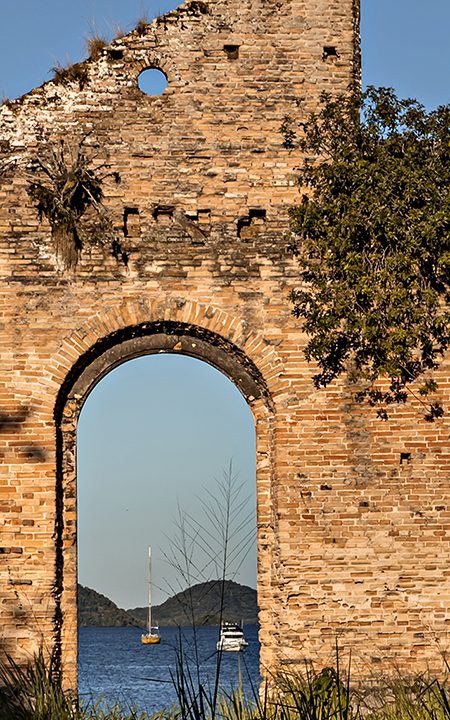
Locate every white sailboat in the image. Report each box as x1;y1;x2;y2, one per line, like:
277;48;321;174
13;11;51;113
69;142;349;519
140;547;161;645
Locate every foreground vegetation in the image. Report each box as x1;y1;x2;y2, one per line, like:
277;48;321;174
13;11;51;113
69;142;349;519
3;470;448;719
2;647;450;720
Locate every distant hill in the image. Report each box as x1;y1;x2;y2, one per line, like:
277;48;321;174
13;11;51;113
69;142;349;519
78;585;139;627
129;580;258;627
78;580;257;628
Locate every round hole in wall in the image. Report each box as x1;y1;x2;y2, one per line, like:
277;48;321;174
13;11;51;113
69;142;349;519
138;67;168;96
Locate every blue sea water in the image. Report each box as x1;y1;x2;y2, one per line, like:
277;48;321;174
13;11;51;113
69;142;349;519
78;625;261;715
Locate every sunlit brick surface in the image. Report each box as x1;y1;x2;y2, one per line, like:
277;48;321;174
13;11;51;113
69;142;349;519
1;0;449;688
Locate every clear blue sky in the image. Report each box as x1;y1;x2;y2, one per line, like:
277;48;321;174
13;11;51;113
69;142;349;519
77;357;256;608
1;1;449;108
1;1;449;609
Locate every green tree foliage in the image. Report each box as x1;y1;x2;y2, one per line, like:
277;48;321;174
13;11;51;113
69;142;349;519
287;88;450;419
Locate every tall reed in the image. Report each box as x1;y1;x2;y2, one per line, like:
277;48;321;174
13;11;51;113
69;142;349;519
0;647;78;720
163;462;256;720
3;644;450;720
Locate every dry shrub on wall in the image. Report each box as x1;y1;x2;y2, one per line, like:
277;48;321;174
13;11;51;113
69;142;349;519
52;62;89;90
26;136;123;270
86;35;108;61
135;17;148;36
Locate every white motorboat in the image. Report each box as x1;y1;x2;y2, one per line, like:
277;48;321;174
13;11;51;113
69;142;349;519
216;621;248;652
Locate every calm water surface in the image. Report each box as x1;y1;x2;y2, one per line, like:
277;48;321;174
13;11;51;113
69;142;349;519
79;625;260;715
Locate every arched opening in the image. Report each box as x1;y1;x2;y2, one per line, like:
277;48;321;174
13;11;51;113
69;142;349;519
76;353;257;711
54;321;276;697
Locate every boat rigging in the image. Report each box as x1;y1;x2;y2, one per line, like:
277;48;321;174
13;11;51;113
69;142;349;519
141;546;161;645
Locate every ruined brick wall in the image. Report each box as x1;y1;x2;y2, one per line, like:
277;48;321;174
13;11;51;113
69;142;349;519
1;0;449;687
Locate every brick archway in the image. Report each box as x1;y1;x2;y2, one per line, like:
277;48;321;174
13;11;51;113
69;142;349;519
4;0;450;684
53;303;285;684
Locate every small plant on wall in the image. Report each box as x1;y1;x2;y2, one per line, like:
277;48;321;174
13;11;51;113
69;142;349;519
52;62;89;90
27;136;122;269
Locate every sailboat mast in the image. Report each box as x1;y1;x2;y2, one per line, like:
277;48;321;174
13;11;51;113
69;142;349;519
147;546;152;632
141;546;160;644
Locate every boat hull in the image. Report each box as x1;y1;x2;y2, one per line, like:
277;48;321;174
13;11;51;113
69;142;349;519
216;640;248;652
141;633;161;645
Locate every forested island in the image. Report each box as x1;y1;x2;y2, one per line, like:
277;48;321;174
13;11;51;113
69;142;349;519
78;585;138;627
78;580;257;628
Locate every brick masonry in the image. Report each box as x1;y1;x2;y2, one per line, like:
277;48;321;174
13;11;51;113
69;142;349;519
1;0;449;687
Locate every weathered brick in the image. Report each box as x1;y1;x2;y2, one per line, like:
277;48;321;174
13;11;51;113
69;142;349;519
0;0;449;690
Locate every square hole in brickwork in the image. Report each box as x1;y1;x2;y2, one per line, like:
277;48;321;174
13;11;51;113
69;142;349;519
107;48;124;61
322;46;339;61
224;45;240;60
152;204;175;224
400;452;412;465
237;209;266;239
123;207;140;237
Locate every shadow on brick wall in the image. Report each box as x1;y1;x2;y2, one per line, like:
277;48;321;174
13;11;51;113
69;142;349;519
1;407;50;662
0;407;48;462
